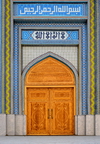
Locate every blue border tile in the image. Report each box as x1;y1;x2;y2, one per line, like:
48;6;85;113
14;22;88;115
0;0;2;113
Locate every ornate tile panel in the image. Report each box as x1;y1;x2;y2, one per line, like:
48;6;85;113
22;45;78;69
14;22;88;115
21;30;79;41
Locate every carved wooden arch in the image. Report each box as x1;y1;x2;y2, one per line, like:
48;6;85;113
22;52;78;115
25;57;75;86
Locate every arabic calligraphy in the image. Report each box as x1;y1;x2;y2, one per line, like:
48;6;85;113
21;30;79;41
18;4;83;16
32;31;68;40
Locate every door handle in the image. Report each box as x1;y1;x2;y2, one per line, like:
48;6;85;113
48;109;53;119
51;109;53;119
48;109;50;119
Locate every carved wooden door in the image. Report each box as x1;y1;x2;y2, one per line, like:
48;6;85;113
27;88;50;135
50;87;74;135
27;87;74;135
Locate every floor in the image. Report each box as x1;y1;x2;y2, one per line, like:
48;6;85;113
0;136;100;144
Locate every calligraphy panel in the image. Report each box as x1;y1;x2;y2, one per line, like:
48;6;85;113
22;30;79;41
14;3;87;17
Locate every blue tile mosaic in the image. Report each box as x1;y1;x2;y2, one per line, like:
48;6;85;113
13;3;87;17
22;30;79;41
14;22;88;115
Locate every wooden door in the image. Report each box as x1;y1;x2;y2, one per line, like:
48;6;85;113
27;88;50;135
26;87;74;135
50;87;74;135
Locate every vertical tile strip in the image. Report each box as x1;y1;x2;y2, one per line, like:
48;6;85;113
82;24;88;115
96;0;100;114
99;0;100;113
2;0;5;113
95;0;99;114
90;0;95;114
0;0;2;113
5;0;11;114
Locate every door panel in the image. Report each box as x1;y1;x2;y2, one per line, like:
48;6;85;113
27;87;74;135
27;88;50;135
50;87;74;135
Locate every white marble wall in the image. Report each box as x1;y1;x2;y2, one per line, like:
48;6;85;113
7;114;15;135
0;114;26;136
86;115;94;135
0;114;6;136
95;115;100;136
15;115;24;135
23;115;26;135
0;114;100;136
75;115;78;135
77;115;86;135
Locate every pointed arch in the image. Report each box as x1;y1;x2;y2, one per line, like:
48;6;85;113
22;52;78;115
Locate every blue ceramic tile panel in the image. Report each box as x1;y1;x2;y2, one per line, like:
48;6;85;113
13;3;87;17
14;22;88;115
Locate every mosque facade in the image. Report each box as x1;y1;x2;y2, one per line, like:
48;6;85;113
0;0;100;136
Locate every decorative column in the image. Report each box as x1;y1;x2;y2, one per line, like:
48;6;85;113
90;0;95;115
5;0;11;114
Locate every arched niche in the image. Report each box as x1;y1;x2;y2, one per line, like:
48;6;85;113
22;52;78;115
25;57;75;86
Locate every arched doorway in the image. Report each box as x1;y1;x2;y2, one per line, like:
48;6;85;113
25;57;76;135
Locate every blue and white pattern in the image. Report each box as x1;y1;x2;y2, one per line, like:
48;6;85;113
13;3;87;17
14;22;88;115
22;30;79;40
81;24;88;115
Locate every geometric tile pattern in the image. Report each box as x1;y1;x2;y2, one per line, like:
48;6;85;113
67;31;79;40
5;0;11;114
98;0;100;114
95;0;100;114
90;0;95;115
81;23;88;115
2;0;5;113
22;46;78;69
99;0;100;114
0;1;98;116
14;22;88;115
94;0;97;114
22;30;79;40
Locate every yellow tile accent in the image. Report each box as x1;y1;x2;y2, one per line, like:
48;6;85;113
5;0;11;114
90;0;95;115
2;0;5;113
